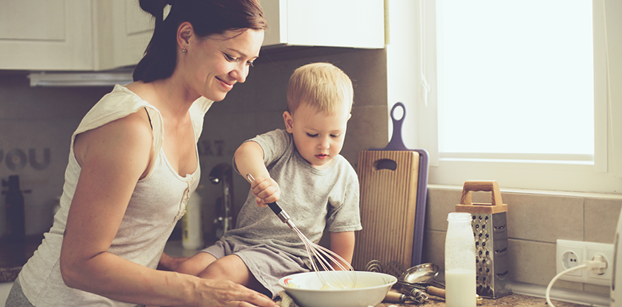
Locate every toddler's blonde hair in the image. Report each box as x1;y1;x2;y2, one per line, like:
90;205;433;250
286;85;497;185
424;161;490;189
286;62;353;115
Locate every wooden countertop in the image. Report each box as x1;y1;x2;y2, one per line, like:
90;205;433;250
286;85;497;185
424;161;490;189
375;293;589;307
276;292;591;307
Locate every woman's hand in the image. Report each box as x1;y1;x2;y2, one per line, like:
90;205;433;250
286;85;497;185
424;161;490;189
146;276;278;307
197;278;278;307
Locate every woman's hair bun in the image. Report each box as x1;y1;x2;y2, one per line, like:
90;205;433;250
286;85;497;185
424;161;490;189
139;0;169;21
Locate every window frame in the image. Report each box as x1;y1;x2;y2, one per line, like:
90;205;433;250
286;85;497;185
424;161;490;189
385;0;622;194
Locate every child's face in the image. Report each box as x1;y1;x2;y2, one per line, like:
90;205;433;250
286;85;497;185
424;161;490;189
284;102;351;169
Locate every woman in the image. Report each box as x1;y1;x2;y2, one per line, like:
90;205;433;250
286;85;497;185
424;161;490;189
6;1;277;306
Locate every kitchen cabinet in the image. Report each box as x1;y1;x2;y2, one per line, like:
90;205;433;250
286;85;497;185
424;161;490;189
0;0;152;71
93;0;153;70
0;0;384;71
261;0;385;49
0;0;94;70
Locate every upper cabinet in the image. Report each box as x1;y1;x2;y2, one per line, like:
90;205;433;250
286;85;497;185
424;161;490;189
0;0;94;70
0;0;153;71
93;0;154;70
261;0;385;49
0;0;384;71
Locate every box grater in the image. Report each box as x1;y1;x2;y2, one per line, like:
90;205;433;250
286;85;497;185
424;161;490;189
455;180;511;299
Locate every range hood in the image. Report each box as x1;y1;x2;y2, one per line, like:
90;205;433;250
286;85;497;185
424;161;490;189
27;70;134;87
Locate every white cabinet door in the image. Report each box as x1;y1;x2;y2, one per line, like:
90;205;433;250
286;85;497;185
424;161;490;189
0;0;152;71
0;0;382;71
94;0;153;70
0;0;93;70
262;0;384;49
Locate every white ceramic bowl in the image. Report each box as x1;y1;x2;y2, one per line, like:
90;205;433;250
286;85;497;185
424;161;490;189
279;271;397;307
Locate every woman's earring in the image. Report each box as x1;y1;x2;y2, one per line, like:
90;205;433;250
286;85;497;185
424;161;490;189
182;48;187;54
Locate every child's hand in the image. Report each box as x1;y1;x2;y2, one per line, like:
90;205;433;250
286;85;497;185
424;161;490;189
249;175;281;207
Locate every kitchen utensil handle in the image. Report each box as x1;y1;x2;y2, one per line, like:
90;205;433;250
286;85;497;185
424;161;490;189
266;202;281;215
244;173;282;215
245;174;293;227
266;202;294;228
382;102;410;151
460;180;503;207
426;286;445;298
266;202;288;221
384;290;406;303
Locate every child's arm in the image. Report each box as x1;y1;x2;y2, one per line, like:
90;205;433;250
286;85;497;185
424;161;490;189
234;141;281;205
330;231;355;266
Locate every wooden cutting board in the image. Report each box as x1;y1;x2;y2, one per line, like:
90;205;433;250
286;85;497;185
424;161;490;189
351;102;428;271
352;150;420;271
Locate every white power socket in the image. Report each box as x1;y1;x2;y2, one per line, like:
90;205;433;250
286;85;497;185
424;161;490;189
556;239;614;286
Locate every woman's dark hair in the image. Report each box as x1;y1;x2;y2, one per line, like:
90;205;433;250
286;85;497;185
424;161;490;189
133;0;267;82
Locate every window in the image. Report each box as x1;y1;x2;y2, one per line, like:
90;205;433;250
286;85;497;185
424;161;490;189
438;0;593;159
386;0;622;193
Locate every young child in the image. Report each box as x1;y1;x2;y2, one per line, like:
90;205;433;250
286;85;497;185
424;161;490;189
176;62;361;298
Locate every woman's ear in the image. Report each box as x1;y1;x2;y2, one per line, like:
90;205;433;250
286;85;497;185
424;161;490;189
177;22;193;51
283;111;294;133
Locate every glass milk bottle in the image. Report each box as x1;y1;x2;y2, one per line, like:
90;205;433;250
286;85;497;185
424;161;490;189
445;212;476;307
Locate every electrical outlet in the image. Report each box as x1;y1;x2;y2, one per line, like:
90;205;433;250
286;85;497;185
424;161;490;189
586;241;614;286
556;239;585;282
556;239;614;286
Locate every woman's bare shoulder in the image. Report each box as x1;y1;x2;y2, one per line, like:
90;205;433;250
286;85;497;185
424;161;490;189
74;110;153;168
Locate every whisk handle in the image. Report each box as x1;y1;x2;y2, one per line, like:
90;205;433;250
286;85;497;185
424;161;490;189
267;202;292;226
244;174;294;227
267;202;282;215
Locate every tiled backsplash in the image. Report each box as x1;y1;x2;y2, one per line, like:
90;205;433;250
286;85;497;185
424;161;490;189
422;184;622;295
0;47;390;239
0;72;110;236
196;47;389;240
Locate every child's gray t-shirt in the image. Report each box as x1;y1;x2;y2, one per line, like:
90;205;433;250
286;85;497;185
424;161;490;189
225;128;362;258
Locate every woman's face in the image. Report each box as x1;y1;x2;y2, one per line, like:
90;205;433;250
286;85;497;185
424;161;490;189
182;28;264;102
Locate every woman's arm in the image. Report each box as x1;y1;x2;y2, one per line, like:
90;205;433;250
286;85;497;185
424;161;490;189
60;113;276;307
330;231;356;266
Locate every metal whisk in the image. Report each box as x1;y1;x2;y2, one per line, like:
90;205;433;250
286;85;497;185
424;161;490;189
246;174;357;289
